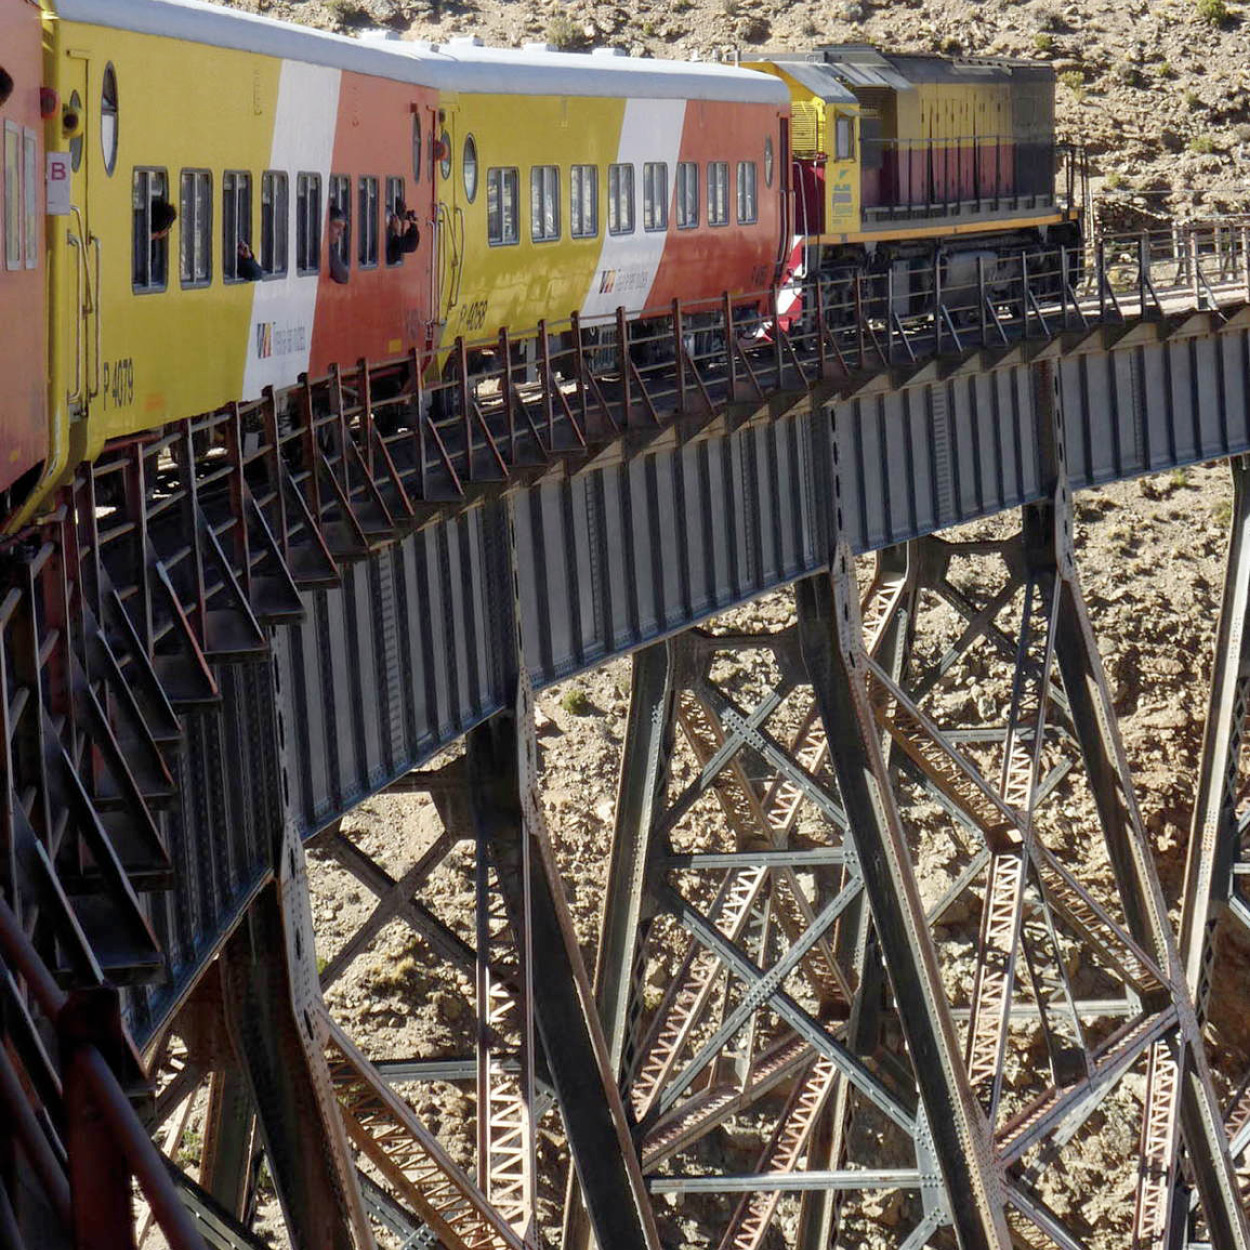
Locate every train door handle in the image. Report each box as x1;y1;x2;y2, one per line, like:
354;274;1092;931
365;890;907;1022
89;234;102;399
66;231;84;408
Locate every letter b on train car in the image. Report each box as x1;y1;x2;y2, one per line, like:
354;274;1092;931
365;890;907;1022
46;153;71;216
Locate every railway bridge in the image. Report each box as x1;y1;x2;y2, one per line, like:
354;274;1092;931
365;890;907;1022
6;225;1250;1250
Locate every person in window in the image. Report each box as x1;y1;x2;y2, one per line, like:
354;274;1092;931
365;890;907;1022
236;240;264;281
327;206;349;284
0;68;13;109
150;197;177;239
386;201;419;265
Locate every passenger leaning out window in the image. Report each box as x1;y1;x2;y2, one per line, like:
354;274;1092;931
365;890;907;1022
386;201;419;265
328;206;349;284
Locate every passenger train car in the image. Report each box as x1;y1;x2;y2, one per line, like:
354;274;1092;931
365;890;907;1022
0;0;1078;528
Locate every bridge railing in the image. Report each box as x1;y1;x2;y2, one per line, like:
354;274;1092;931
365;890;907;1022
66;220;1250;801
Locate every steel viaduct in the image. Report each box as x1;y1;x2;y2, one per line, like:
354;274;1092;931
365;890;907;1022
5;226;1250;1250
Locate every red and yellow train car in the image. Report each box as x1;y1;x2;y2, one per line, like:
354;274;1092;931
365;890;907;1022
8;0;787;525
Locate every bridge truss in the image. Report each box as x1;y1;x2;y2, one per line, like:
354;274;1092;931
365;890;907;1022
4;224;1250;1249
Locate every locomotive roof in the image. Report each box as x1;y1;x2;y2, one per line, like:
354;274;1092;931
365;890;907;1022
48;0;790;104
767;45;1053;89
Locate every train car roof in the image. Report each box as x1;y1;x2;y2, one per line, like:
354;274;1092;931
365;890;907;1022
48;0;790;103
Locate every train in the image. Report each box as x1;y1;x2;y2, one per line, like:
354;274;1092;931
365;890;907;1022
0;0;1082;527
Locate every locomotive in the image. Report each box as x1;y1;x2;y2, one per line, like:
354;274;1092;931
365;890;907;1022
0;0;1080;528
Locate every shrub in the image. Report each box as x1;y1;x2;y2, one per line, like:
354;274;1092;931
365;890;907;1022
1033;31;1056;53
1059;69;1085;98
545;14;582;48
323;0;370;23
1196;0;1230;25
560;687;593;715
1105;170;1124;190
1188;133;1217;154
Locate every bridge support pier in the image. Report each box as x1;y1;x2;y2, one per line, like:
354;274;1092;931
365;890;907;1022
1182;453;1250;1238
584;457;1250;1246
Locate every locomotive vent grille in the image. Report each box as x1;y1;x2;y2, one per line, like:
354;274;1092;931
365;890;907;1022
791;102;822;157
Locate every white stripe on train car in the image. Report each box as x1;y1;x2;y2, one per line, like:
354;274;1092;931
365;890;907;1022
242;60;340;399
579;97;685;324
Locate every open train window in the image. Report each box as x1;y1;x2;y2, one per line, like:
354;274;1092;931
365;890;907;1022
676;161;698;229
222;171;253;283
608;163;634;236
707;161;729;227
764;135;774;188
486;167;519;246
296;172;321;275
643;162;668;232
736;161;757;225
132;167;170;293
531;165;560;243
412;113;421;182
328;174;351;272
570;164;597;238
180;169;212;288
101;64;118;176
384;176;406;265
260;171;288;277
358;176;379;268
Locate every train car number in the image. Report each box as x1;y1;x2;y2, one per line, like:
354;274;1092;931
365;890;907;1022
461;299;489;333
101;358;135;410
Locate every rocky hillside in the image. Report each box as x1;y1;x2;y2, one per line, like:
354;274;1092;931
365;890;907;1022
232;0;1250;221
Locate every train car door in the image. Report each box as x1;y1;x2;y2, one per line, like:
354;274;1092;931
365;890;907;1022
53;51;104;429
429;101;464;343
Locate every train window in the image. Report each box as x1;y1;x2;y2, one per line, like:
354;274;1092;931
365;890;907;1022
676;161;698;229
23;131;36;269
296;172;322;276
260;171;288;277
736;161;757;225
834;116;854;162
3;123;19;271
328;174;351;272
222;171;253;283
68;92;84;172
707;161;729;227
530;165;560;243
608;163;634;236
412;113;421;182
643;162;668;232
486;167;519;246
570;165;597;238
179;169;212;288
439;129;451;180
384;176;406;266
358;176;379;268
463;135;478;203
101;64;119;177
131;167;170;293
764;135;774;188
